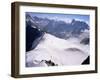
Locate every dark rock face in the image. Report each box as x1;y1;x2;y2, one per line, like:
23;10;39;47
80;38;89;45
40;60;58;66
26;23;44;52
45;60;58;66
82;56;90;64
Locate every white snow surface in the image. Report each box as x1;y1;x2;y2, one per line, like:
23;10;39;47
26;33;89;67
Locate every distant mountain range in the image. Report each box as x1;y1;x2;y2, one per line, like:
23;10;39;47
26;13;90;52
26;13;89;39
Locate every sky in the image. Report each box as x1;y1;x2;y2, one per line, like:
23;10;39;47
26;12;90;25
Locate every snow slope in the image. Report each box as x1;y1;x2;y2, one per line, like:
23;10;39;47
26;33;89;67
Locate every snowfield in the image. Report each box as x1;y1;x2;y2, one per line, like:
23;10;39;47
26;33;89;67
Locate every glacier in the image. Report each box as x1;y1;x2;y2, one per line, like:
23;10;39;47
26;33;89;67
